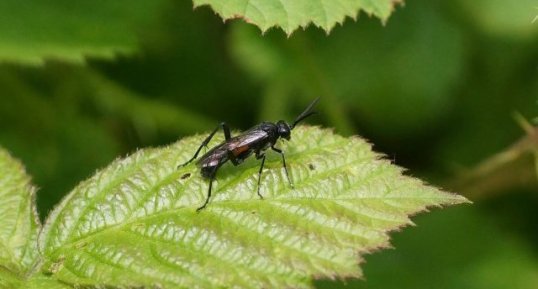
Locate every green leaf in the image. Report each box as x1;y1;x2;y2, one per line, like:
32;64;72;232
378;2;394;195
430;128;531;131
457;0;538;40
0;270;73;289
193;0;402;34
0;0;401;64
0;67;123;217
0;0;166;64
39;126;467;288
0;147;40;276
228;0;465;138
316;207;538;289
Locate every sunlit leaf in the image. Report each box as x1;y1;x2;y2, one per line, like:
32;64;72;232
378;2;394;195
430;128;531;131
39;126;467;288
0;148;40;276
0;272;72;289
193;0;402;34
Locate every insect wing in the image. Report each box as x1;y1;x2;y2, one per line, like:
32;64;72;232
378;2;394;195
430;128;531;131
196;142;228;167
234;128;268;147
195;128;268;167
226;129;269;159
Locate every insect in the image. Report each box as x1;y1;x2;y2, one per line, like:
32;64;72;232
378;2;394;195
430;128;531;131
179;98;319;211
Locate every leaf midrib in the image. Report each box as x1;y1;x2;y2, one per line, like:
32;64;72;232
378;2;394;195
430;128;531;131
44;134;350;255
45;193;458;260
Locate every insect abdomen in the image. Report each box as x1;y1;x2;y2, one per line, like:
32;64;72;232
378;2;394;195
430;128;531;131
197;148;228;178
200;165;216;178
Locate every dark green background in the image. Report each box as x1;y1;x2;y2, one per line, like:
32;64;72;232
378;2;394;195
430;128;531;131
0;1;537;288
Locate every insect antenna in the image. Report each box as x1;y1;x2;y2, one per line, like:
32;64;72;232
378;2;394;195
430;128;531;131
291;97;320;129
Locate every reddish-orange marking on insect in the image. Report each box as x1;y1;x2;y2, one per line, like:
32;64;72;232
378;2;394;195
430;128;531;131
232;145;249;156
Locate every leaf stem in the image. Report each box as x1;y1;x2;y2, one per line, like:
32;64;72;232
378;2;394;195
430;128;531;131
449;116;538;200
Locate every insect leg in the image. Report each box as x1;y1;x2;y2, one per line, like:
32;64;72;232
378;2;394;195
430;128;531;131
179;122;231;167
271;146;294;189
221;122;232;141
197;167;218;211
255;151;266;199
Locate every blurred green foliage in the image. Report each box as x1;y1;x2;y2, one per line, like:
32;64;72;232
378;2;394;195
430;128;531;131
0;0;537;288
0;0;167;63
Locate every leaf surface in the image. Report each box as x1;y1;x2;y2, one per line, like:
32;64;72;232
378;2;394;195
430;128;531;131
193;0;402;34
0;0;166;64
0;0;400;64
0;271;72;289
39;126;467;288
0;147;40;276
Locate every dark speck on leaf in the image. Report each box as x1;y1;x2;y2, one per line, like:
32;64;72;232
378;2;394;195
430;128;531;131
181;173;191;180
308;163;315;170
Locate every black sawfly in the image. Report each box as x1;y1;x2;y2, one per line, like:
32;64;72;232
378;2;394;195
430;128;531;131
179;98;319;211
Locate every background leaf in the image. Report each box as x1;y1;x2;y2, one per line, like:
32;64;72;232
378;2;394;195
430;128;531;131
0;148;40;279
0;66;122;217
456;0;538;40
316;207;538;289
228;0;465;139
38;126;467;288
0;0;535;288
0;0;400;64
193;0;402;34
0;0;167;64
